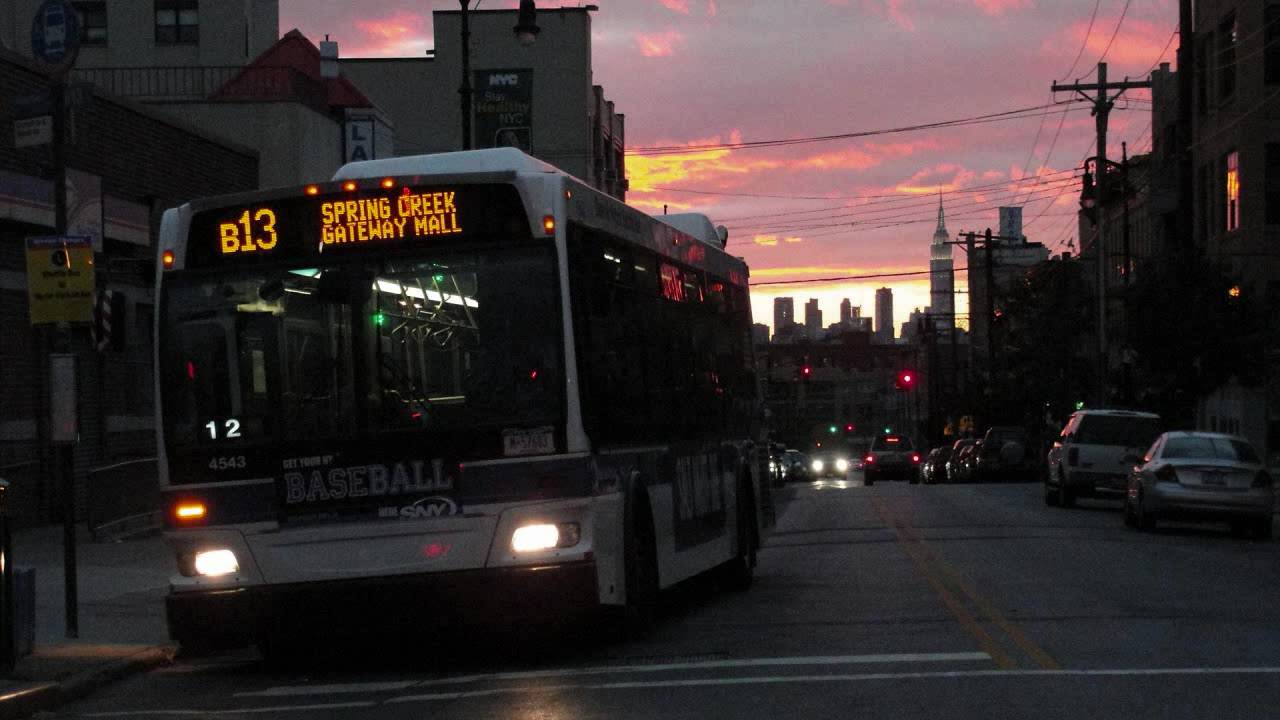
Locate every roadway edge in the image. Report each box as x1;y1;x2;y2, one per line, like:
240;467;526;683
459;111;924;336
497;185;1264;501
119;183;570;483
0;645;175;720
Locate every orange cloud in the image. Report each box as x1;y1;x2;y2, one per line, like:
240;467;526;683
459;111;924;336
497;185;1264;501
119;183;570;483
754;235;779;247
636;30;684;57
973;0;1032;15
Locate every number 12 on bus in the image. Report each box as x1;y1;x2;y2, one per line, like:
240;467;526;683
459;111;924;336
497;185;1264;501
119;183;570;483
155;149;771;652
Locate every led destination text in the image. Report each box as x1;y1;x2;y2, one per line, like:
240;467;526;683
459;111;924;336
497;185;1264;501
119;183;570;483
321;191;461;245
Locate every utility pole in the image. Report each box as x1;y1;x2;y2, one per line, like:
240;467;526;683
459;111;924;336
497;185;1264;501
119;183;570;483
458;0;473;150
948;229;1022;423
1052;63;1151;405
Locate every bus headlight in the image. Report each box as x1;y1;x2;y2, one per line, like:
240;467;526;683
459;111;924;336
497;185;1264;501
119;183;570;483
836;458;850;473
811;460;824;473
512;522;580;552
193;549;239;577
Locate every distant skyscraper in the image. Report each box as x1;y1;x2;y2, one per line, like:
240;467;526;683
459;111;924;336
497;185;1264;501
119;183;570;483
839;298;853;325
773;297;794;333
929;194;955;331
875;287;894;342
804;298;822;339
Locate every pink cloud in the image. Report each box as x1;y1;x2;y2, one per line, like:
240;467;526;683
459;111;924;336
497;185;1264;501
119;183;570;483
707;0;717;17
635;29;684;57
973;0;1032;15
657;0;691;14
1047;17;1173;72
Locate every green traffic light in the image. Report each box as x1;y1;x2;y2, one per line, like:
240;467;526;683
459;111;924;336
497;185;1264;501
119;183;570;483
374;312;386;326
828;425;837;434
1075;400;1085;410
884;427;891;434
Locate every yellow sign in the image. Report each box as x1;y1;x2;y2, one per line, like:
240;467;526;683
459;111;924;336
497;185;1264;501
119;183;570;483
26;236;95;325
320;191;461;246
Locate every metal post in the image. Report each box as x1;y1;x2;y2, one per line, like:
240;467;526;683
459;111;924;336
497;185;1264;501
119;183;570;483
1121;142;1132;403
459;0;473;151
52;79;78;640
1;479;13;672
1177;0;1194;255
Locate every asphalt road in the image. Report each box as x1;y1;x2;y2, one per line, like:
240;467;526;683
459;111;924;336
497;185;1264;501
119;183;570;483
53;475;1280;719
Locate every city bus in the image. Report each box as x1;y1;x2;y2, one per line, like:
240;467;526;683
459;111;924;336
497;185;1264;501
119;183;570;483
154;148;771;651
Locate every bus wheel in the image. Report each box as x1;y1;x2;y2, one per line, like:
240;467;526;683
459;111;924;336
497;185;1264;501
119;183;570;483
720;476;757;591
614;494;659;639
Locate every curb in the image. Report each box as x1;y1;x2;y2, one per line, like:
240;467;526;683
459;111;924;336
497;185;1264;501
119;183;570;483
0;646;175;720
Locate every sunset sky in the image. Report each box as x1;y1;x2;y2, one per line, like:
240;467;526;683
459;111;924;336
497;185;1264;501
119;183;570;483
279;0;1178;335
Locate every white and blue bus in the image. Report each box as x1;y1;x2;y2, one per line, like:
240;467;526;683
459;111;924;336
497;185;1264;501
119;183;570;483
155;148;771;650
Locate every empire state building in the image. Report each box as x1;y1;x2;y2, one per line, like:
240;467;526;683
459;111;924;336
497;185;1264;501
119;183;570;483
929;195;954;331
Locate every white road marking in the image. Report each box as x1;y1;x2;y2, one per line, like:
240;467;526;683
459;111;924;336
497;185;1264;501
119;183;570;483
386;666;1280;704
415;651;993;687
235;680;421;698
81;701;378;717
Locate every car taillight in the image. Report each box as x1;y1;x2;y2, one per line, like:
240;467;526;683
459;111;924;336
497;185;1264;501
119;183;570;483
1253;471;1272;489
1067;447;1079;467
911;453;921;463
864;455;875;464
1155;465;1179;484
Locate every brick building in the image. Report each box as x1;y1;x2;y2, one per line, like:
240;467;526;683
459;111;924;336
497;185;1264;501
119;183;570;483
1;47;257;524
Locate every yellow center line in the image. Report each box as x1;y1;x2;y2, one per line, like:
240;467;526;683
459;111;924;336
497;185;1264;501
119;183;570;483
871;496;1017;670
896;520;1062;671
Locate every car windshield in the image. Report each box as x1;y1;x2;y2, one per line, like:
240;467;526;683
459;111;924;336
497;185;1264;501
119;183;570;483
1075;415;1161;447
1163;436;1261;463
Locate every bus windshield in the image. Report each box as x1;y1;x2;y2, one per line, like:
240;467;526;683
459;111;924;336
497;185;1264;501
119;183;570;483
160;243;564;455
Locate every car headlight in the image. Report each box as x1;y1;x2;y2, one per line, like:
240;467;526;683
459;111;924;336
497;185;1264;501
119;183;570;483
811;460;824;473
192;549;239;577
511;522;581;552
835;458;850;472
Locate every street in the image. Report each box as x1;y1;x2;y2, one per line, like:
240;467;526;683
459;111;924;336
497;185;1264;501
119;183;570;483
50;475;1280;720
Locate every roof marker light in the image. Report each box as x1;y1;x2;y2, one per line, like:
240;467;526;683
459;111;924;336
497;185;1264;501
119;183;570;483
342;181;358;192
305;185;320;196
542;215;556;235
162;250;175;269
381;178;395;189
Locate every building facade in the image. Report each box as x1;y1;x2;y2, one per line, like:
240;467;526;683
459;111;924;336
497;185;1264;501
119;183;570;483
929;196;955;331
804;298;822;339
0;47;258;524
968;208;1050;363
341;6;626;200
875;287;894;343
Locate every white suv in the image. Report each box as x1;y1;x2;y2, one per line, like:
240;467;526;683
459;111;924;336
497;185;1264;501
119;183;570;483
1045;409;1162;507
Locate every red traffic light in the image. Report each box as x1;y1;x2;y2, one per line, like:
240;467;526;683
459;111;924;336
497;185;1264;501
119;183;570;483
844;424;854;432
895;369;917;390
801;365;812;377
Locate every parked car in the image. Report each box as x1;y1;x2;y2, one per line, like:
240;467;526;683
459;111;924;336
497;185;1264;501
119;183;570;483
945;439;978;482
974;426;1035;482
921;446;953;484
863;434;921;485
1124;431;1273;539
1045;409;1162;507
951;440;983;482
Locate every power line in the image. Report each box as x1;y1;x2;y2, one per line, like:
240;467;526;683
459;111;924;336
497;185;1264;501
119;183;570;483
751;267;972;287
622;101;1087;156
1060;0;1103;80
1095;0;1134;66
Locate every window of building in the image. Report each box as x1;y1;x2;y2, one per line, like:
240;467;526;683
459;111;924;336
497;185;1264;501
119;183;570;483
1226;151;1241;233
1268;5;1280;85
1218;14;1237;102
155;0;198;44
73;2;106;45
1267;144;1280;226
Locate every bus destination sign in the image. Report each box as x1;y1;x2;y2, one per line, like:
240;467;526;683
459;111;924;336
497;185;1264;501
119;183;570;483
188;183;528;268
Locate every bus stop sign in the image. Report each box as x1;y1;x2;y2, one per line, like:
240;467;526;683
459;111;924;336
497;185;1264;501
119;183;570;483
30;0;80;76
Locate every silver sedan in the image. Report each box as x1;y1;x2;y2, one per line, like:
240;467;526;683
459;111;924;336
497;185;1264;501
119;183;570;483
1124;432;1274;538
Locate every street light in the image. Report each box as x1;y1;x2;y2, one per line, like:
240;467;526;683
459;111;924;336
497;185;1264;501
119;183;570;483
458;0;539;150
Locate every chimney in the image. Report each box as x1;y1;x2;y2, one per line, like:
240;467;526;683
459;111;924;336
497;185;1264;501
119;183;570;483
320;35;339;79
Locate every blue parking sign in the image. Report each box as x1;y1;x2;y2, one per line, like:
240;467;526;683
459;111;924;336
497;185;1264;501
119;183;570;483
30;0;80;74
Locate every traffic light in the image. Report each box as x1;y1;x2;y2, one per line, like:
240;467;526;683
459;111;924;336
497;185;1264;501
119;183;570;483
895;369;916;390
828;425;838;434
844;423;855;434
800;355;812;381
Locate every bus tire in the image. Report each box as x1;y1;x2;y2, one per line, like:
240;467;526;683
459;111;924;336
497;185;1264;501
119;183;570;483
614;488;659;639
720;475;757;592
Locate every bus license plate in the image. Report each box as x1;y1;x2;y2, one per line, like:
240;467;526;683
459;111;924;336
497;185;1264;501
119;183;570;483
503;427;554;457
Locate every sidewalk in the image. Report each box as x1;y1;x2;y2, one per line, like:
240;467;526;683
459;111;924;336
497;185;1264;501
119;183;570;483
1;525;175;719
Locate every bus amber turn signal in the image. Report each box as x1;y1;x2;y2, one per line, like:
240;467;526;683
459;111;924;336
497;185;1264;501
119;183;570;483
162;250;175;269
542;215;556;235
174;502;206;521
